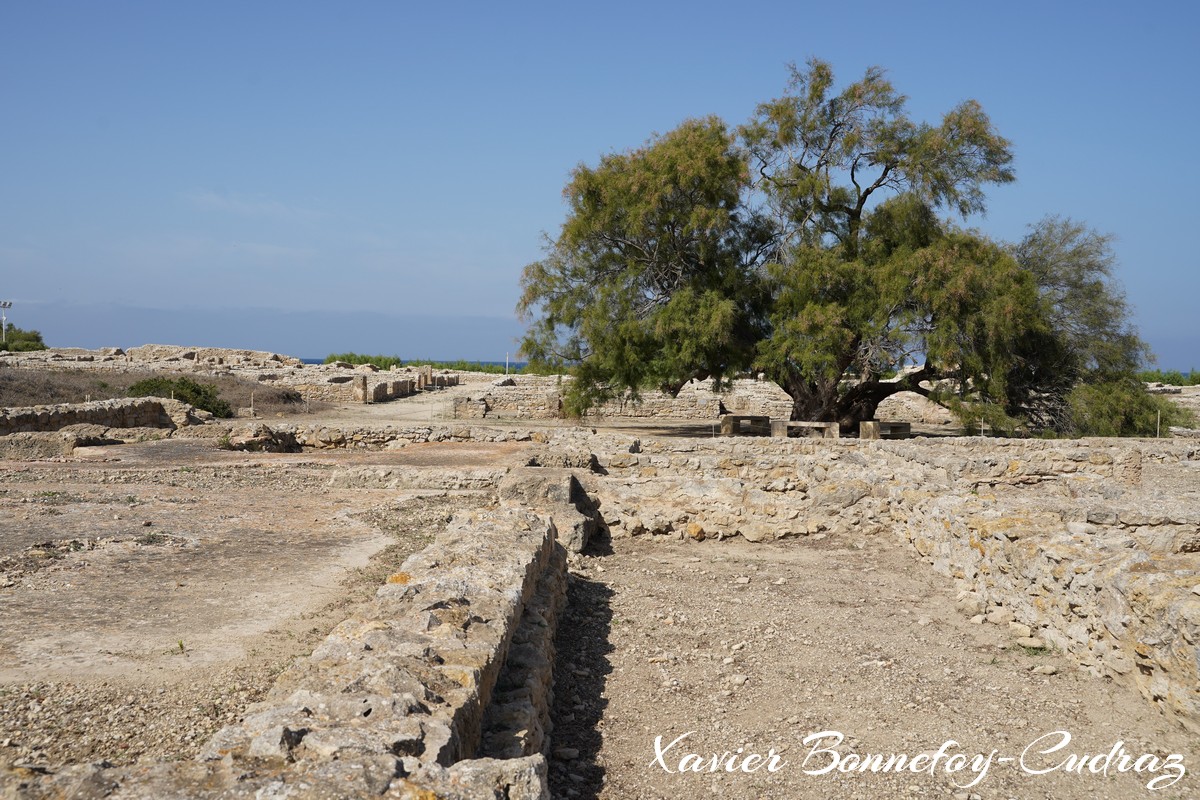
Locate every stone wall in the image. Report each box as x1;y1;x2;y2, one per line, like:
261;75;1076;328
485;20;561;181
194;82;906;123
4;506;567;799
126;344;303;368
182;420;559;453
271;422;549;449
454;376;793;421
580;434;1200;733
0;397;209;437
887;440;1200;734
235;368;457;405
1;347;464;405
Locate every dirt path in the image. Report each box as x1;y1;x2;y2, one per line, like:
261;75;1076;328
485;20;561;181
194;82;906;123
550;533;1198;800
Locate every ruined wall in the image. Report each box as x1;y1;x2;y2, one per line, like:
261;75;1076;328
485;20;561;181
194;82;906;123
583;434;1200;733
227;368;456;405
456;376;793;421
4;507;567;799
125;344;303;367
0;397;208;436
1;347;462;405
268;422;550;449
889;440;1200;734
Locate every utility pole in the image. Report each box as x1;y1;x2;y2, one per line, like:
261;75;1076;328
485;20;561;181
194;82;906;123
0;301;11;346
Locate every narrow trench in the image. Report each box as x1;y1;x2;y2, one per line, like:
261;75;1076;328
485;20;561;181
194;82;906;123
546;555;615;799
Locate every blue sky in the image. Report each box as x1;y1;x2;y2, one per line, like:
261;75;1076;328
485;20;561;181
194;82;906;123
2;1;1197;364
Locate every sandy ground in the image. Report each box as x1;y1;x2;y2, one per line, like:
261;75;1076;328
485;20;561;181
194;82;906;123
550;533;1199;800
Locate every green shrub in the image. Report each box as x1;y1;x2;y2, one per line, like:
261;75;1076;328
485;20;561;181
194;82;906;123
127;376;233;418
324;352;404;370
403;358;523;375
1067;379;1195;436
323;353;545;375
0;324;48;352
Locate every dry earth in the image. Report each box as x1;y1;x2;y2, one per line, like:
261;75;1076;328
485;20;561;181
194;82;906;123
550;533;1198;800
0;437;519;769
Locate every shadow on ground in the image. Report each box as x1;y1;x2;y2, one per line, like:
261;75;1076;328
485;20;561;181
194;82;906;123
548;545;614;799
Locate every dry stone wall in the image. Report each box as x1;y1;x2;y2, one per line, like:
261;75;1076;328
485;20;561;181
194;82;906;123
125;344;303;367
279;422;548;449
0;397;209;437
580;434;1200;733
454;375;793;421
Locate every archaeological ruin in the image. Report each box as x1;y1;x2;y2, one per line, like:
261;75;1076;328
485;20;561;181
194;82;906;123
1;346;1197;798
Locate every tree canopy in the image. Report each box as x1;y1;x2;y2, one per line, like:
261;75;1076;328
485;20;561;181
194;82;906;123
1;324;48;353
519;59;1165;435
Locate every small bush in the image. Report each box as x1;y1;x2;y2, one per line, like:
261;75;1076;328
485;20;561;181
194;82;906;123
0;324;48;352
324;352;404;370
210;380;309;416
1067;379;1195;436
127;377;233;418
404;358;521;375
324;352;539;375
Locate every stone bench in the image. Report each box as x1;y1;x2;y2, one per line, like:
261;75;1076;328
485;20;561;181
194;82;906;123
719;414;771;436
859;420;911;440
770;419;839;439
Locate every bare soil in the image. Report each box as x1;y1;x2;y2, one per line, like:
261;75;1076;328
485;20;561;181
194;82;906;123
0;437;515;769
550;533;1199;800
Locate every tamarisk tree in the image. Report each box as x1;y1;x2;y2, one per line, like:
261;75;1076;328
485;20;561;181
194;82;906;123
519;59;1150;432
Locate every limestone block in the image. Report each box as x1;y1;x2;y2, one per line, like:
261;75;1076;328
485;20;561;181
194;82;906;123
352;374;370;403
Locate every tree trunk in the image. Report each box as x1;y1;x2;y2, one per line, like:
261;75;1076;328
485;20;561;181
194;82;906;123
781;366;941;433
784;375;841;423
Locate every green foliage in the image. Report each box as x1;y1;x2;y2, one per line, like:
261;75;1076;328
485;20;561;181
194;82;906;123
520;115;769;414
1067;379;1195;437
324;353;535;375
127;376;233;418
741;59;1013;254
519;58;1159;436
1140;369;1200;386
1005;217;1160;434
1014;217;1148;377
1;324;48;352
324;352;404;369
406;359;531;375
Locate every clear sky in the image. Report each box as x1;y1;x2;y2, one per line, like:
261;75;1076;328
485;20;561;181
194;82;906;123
2;1;1197;365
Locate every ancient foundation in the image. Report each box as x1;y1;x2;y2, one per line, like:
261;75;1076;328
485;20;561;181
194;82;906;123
2;382;1198;795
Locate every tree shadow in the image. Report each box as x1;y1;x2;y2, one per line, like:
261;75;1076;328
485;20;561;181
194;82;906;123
547;543;615;799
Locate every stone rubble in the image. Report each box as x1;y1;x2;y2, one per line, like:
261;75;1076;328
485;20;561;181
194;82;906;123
1;346;463;406
452;375;793;421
